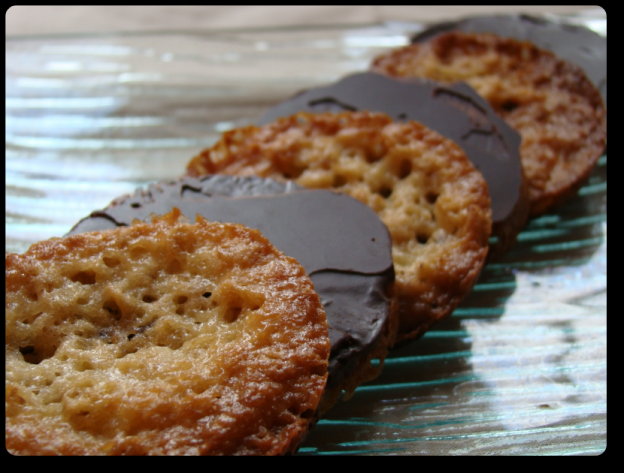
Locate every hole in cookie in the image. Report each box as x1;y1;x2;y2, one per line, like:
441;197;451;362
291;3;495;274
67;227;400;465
176;306;185;315
127;333;135;340
425;191;439;204
130;246;148;260
166;258;182;274
142;295;158;303
397;159;412;179
70;270;96;285
43;282;57;293
416;233;429;244
202;292;212;298
76;361;93;372
333;174;347;187
377;186;392;198
366;148;384;163
103;300;122;320
10;389;27;405
19;345;35;357
23;312;43;325
176;295;188;304
287;406;315;419
103;256;120;268
191;385;207;395
19;344;55;365
224;307;242;323
76;296;90;305
130;202;141;208
501;100;519;113
29;292;38;301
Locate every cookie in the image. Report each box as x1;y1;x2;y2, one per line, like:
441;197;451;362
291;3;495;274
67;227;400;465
6;210;330;455
259;72;527;259
371;31;607;217
69;175;397;413
186;111;492;345
411;14;607;103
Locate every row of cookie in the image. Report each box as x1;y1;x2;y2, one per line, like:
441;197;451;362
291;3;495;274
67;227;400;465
61;17;607;404
6;15;606;455
6;111;487;454
186;17;606;345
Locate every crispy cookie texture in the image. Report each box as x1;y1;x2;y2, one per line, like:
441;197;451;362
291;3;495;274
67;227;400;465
187;112;492;344
6;209;330;456
68;177;397;415
371;32;607;217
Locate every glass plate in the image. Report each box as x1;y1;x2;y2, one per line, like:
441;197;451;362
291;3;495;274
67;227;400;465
6;13;606;456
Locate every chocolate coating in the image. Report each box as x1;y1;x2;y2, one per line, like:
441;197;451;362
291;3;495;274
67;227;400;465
259;72;524;228
411;14;607;103
69;175;395;390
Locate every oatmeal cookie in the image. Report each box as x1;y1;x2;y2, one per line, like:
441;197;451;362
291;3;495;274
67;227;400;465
6;209;329;455
186;112;492;344
372;32;607;217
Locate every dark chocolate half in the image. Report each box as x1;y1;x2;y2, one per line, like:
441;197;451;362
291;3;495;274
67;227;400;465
258;72;526;257
68;175;395;390
411;14;607;103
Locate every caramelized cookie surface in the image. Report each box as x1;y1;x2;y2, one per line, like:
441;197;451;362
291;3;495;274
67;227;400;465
186;112;492;344
259;72;526;258
6;210;329;455
70;176;396;412
411;14;607;103
372;32;607;217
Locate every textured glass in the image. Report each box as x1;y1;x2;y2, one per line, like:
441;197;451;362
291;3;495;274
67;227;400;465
6;14;606;455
